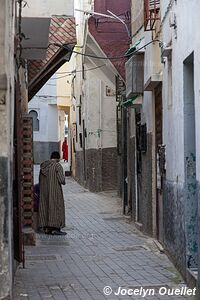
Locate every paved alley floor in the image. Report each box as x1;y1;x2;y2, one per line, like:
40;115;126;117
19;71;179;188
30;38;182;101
14;172;193;300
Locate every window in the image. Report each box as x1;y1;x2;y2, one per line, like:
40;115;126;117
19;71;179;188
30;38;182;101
144;0;160;31
79;133;83;148
140;123;147;153
78;106;82;125
28;110;39;131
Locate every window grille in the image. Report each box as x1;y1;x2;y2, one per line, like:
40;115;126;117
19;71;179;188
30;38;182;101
144;0;160;31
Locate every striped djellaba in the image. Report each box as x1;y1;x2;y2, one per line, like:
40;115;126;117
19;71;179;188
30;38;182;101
38;160;66;229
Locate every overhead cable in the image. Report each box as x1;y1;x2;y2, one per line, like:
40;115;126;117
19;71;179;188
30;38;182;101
53;39;162;60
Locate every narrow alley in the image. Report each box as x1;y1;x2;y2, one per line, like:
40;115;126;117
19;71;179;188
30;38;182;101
2;1;200;299
14;167;191;300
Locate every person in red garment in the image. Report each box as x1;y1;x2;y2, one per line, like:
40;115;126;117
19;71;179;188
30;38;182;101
62;137;68;162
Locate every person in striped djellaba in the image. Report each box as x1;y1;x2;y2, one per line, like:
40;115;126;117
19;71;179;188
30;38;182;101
38;151;66;235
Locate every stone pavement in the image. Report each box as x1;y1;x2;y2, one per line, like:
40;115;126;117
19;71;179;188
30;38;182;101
13;167;194;300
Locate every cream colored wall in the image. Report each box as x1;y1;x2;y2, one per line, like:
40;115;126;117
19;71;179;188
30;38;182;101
56;63;72;107
58;110;66;155
56;62;73;165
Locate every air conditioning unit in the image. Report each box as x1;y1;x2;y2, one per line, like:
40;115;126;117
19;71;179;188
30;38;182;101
125;54;144;98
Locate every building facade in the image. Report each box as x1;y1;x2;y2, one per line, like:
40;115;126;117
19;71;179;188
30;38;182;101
125;0;200;290
28;77;60;163
71;0;131;192
0;1;76;298
28;71;71;164
0;1;15;298
161;0;200;286
125;0;162;237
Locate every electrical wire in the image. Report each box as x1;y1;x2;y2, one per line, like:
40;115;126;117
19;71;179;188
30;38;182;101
131;24;144;39
53;39;162;60
50;74;74;80
48;64;107;80
56;64;106;75
34;39;162;83
35;95;69;98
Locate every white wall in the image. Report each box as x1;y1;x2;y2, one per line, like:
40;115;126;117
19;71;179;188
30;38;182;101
144;32;162;86
82;67;117;150
71;0;90;152
22;0;74;18
101;82;117;148
162;0;200;183
142;91;154;132
70;0;117;158
28;77;59;142
84;71;101;149
48;105;59;141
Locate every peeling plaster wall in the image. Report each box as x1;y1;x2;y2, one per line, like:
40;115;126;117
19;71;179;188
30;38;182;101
162;0;200;276
0;0;15;299
163;181;186;274
129;0;162;238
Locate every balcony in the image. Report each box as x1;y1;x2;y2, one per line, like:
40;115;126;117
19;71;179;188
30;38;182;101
144;0;160;31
